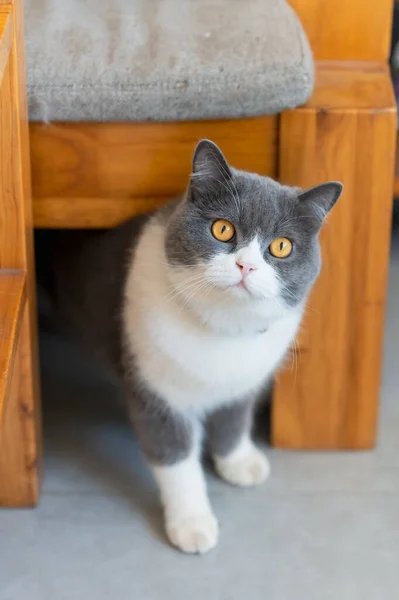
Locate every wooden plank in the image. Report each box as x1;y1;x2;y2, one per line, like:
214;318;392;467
0;305;37;506
290;0;393;61
0;328;22;505
272;65;396;449
34;196;171;229
0;7;11;86
307;61;395;111
0;273;36;507
0;59;22;262
0;271;25;420
0;1;41;505
30;117;278;228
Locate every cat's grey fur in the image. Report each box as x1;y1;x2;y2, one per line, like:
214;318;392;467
48;140;342;553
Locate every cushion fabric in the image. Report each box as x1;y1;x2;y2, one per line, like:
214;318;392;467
25;0;314;122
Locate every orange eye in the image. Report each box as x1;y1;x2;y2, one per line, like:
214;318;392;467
211;219;235;242
269;237;293;258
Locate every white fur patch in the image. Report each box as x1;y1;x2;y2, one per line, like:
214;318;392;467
214;434;270;487
152;450;218;554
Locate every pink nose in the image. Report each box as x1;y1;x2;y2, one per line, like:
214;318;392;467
236;260;257;278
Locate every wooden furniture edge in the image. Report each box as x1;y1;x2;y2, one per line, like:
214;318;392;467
0;271;26;420
0;0;42;506
301;61;396;112
0;6;12;86
394;131;399;197
33;196;172;228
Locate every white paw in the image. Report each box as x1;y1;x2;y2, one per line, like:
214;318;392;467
166;513;219;554
215;447;270;487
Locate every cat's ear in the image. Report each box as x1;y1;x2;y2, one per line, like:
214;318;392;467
298;182;343;225
189;139;232;201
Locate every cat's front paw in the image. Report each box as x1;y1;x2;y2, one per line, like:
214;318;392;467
166;513;219;554
215;446;270;487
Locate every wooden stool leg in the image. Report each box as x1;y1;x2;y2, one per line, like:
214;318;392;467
272;67;396;449
0;298;41;507
0;3;41;505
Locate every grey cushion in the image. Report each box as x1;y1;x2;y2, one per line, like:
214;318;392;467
25;0;314;122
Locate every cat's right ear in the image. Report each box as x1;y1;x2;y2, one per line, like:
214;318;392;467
188;139;232;202
298;181;343;225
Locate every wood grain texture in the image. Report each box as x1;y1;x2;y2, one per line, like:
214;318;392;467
0;325;23;505
290;0;393;61
308;61;395;110
0;274;34;506
34;196;172;229
0;304;38;506
394;131;399;197
0;271;25;420
30;117;278;228
272;64;396;449
0;7;11;86
0;1;41;505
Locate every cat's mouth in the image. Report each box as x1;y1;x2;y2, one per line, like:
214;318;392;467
225;278;276;302
234;279;250;293
226;279;252;296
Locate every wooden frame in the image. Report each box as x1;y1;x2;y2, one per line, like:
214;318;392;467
30;117;278;228
290;0;393;61
0;1;41;506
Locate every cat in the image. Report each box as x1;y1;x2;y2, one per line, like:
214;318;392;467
49;139;342;554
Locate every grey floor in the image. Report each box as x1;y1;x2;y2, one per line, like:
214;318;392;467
1;230;398;600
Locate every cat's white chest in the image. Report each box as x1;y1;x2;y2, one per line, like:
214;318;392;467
124;262;300;411
131;308;299;410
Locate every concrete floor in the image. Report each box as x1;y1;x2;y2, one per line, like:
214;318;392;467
0;229;398;600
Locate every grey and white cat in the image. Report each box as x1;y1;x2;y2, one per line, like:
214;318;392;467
51;140;342;554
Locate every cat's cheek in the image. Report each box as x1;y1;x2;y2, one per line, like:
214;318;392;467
244;264;280;300
205;253;240;288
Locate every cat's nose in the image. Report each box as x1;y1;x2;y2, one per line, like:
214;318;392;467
236;260;257;278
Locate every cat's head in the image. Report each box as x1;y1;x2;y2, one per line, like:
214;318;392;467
165;140;342;315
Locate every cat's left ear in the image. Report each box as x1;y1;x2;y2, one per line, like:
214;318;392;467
189;139;232;202
298;182;343;224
